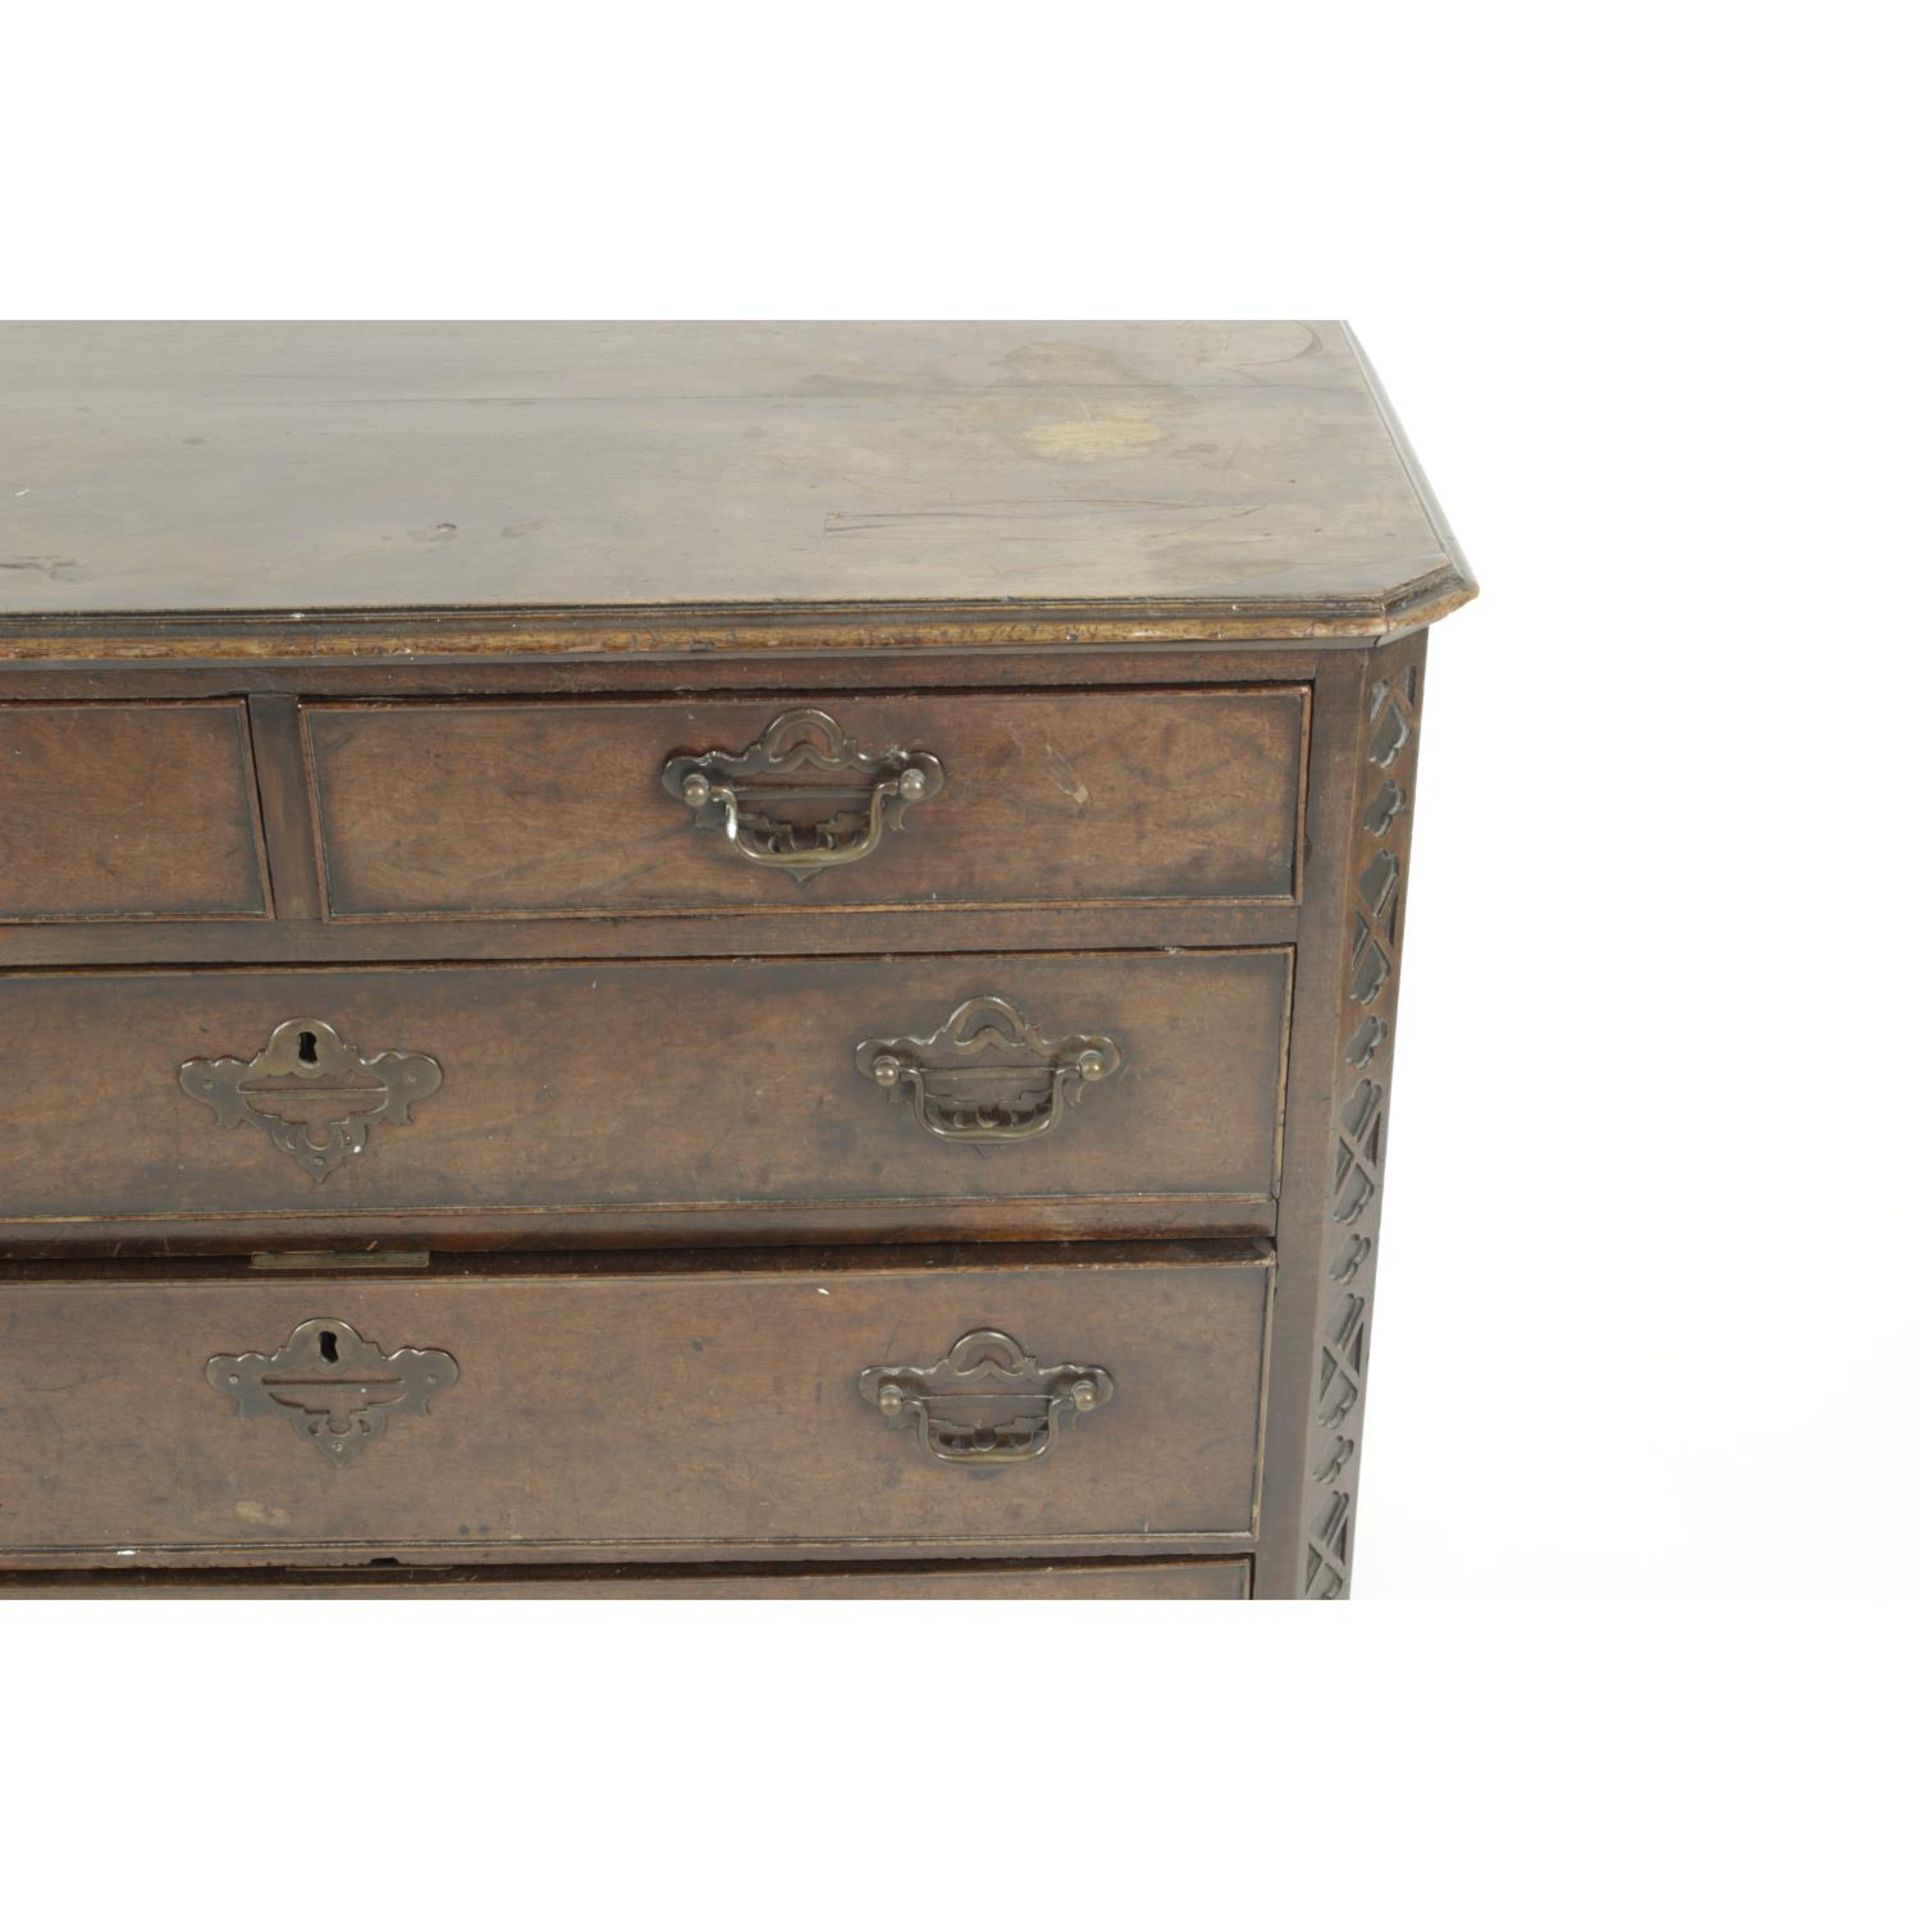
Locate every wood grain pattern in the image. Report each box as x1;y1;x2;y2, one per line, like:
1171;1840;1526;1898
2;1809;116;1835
308;688;1306;917
0;701;268;920
0;950;1290;1232
0;1250;1272;1558
0;322;1472;648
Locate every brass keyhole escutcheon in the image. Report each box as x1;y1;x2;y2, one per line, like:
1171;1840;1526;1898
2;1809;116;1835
178;1018;445;1182
206;1318;459;1466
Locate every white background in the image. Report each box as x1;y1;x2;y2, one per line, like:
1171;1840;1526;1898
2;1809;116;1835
4;2;1913;1913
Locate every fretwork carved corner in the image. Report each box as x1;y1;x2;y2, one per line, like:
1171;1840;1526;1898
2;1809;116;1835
1304;635;1425;1600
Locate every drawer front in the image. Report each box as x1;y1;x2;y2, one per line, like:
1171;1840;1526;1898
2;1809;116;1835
0;950;1288;1230
0;1560;1252;1599
0;702;268;921
0;1255;1271;1555
307;688;1307;917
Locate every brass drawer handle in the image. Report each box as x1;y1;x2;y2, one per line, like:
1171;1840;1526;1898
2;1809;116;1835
859;1330;1113;1467
207;1317;458;1466
178;1017;443;1182
855;994;1120;1144
662;708;944;883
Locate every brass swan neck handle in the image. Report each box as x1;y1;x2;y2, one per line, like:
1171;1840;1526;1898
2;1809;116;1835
663;708;944;883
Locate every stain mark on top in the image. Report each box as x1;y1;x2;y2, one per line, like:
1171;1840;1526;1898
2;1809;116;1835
410;522;459;545
1022;415;1169;462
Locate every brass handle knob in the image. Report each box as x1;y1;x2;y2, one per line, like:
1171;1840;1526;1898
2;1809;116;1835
856;995;1121;1145
662;708;943;884
859;1330;1114;1468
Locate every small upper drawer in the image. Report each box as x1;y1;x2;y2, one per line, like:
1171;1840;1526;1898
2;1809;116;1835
0;702;268;922
305;688;1307;918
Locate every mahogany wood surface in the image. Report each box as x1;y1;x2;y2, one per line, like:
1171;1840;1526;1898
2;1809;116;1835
0;701;267;920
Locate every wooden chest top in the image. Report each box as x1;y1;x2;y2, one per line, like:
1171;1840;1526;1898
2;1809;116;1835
0;321;1472;656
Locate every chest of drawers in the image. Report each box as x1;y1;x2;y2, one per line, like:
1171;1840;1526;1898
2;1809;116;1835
0;321;1474;1599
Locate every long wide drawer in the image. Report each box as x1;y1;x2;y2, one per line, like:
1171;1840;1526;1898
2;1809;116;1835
0;949;1289;1242
306;688;1308;917
0;1247;1272;1561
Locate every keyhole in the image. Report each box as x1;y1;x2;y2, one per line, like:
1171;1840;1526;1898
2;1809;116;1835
297;1029;319;1065
318;1329;339;1364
